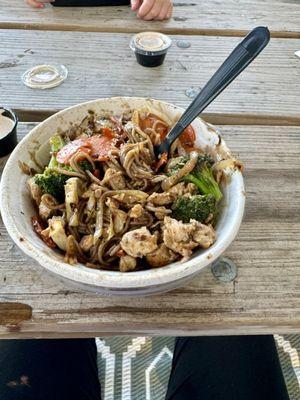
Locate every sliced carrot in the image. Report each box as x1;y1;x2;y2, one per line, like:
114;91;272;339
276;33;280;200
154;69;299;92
139;113;169;139
179;124;196;149
102;126;115;139
155;152;168;171
56;138;88;164
93;169;101;179
116;249;125;257
87;135;116;160
56;135;116;164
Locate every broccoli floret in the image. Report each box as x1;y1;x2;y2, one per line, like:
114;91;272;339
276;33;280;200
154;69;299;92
35;136;93;200
34;170;69;201
79;160;93;171
34;135;69;201
49;135;65;153
172;194;217;223
166;156;190;174
167;154;222;202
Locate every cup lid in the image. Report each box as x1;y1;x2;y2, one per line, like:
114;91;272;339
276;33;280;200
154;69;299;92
22;64;68;89
130;32;172;55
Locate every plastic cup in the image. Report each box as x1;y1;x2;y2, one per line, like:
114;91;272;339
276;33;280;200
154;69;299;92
130;32;172;68
0;108;18;157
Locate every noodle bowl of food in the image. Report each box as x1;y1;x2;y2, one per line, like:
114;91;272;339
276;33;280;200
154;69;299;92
0;97;244;295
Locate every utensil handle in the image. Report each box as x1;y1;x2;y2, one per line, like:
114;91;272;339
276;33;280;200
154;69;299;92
164;26;270;148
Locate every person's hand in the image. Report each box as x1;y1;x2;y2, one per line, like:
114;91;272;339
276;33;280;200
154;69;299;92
131;0;173;21
25;0;53;8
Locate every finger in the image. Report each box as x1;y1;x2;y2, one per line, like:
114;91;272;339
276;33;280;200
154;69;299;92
137;0;156;18
26;0;45;8
155;1;171;20
166;3;173;19
142;2;162;20
26;0;53;6
131;0;142;11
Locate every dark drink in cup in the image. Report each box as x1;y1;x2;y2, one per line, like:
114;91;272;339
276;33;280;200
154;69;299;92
130;32;172;68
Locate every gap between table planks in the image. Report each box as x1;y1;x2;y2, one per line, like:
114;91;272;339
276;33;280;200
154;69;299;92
1;30;300;124
0;123;299;338
0;0;299;38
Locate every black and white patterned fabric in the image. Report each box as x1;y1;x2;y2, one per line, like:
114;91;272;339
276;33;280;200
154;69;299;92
96;335;300;400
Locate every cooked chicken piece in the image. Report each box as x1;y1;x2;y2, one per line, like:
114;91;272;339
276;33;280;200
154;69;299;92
65;177;84;227
163;217;216;258
64;235;80;265
192;223;217;249
38;194;58;220
119;254;137;272
120;227;158;258
65;177;81;204
80;234;94;252
27;177;42;205
113;211;127;234
155;211;170;220
102;168;126;190
48;216;68;251
112;191;148;205
167;182;197;197
145;204;172;221
40;226;51;241
147;192;173;206
129;204;143;219
146;244;178;268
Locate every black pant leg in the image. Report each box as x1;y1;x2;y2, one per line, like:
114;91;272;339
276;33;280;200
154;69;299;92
0;339;101;400
166;335;289;400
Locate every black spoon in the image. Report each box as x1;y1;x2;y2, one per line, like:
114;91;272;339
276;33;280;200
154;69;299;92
155;26;270;157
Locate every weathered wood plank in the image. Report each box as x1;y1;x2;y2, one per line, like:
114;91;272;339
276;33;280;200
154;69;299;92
1;30;300;122
0;0;299;38
0;123;299;337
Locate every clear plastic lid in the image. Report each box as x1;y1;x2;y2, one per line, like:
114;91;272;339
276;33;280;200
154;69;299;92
130;32;172;56
22;64;68;89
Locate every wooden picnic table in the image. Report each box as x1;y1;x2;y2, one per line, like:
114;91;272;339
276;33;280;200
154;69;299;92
0;0;300;338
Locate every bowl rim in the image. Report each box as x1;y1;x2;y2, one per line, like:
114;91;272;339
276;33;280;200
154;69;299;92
0;97;245;289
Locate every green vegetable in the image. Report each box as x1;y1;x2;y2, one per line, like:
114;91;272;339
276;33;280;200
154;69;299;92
49;135;65;153
35;171;69;202
172;194;217;223
166;156;190;175
35;135;93;201
167;154;222;202
34;135;69;201
79;160;93;171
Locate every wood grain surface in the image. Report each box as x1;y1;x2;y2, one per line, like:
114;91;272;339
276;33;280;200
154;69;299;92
1;0;299;38
1;30;299;123
0;123;299;338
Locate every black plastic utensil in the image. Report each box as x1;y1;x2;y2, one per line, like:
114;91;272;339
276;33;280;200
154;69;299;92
155;26;270;157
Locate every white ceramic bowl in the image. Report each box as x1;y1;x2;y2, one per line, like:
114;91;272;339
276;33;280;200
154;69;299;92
0;97;245;296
